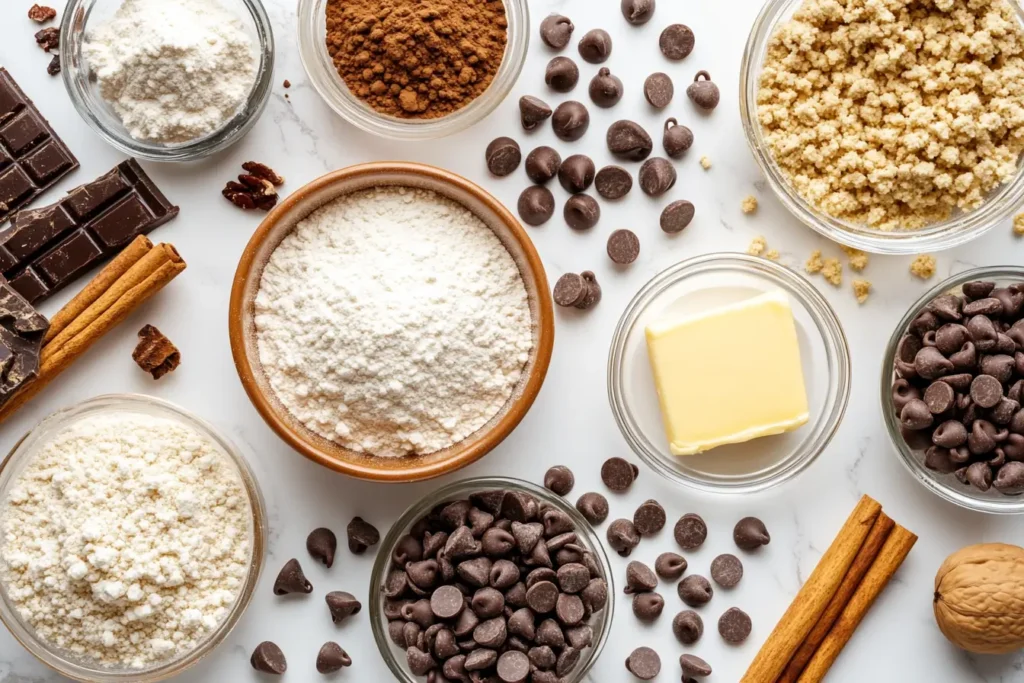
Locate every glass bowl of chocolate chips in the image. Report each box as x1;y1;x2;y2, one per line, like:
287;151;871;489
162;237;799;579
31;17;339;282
883;267;1024;514
370;477;614;683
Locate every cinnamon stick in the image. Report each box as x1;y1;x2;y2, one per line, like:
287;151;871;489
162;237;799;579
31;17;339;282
42;235;153;344
778;512;896;683
741;495;882;683
796;524;918;683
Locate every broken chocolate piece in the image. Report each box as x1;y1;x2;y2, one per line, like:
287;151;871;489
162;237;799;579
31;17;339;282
0;278;47;405
46;56;60;77
131;324;180;379
34;27;59;52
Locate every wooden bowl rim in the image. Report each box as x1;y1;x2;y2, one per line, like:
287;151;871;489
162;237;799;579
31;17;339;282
228;162;554;482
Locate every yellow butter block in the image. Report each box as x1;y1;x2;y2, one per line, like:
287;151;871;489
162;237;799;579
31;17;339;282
645;290;809;456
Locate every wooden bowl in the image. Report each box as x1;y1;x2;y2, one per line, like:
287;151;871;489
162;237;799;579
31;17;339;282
229;163;554;482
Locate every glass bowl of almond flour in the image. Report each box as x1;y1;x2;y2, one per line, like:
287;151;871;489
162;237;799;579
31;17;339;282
61;0;275;161
0;394;267;681
229;162;555;482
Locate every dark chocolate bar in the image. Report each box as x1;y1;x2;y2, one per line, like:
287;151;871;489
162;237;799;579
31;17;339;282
0;277;48;403
0;67;78;225
2;159;179;303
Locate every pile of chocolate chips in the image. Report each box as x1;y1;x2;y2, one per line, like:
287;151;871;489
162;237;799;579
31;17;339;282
382;489;608;683
893;280;1024;494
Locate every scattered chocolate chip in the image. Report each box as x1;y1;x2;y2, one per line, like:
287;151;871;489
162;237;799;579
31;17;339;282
644;73;674;109
621;0;656;25
655;552;687;580
607;120;653;161
595;166;633;199
625;561;658;594
660;24;695;60
553;273;589;308
485;137;522;177
718;607;752;643
306;527;337;567
519;96;553;131
661;199;695;233
581;577;608;612
407;646;437;675
575;492;609;525
678;575;713;607
558;154;596;194
252;641;287;674
326;591;361;623
46;54;60;77
673;610;703;645
316;641;351;673
28;4;57;22
680;653;712;678
710;554;743;588
632;499;666;535
132;324;180;379
564;195;600;230
34;27;59;52
607;519;641;556
518;187;556;226
545;57;580;93
607;229;640;265
601;457;639;491
663;118;694;158
552;101;590;142
540;14;574;49
633;592;665;622
589;67;623;108
733;517;770;550
578;29;613;64
274;558;312;595
525;146;562;184
346;517;379;555
687;71;720;110
639;157;677;196
674;513;707;550
543;466;575;496
625;646;661;680
575;271;602;310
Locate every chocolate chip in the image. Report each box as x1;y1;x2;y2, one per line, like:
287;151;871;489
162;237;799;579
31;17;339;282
661;200;695;233
589;67;623;108
632;499;666;536
542;466;575;496
575;271;602;310
968;314;998;351
624;561;658;593
965;461;993;491
251;641;287;674
595;166;633;199
625;646;661;680
971;374;1004;408
552;101;590;141
526;580;559;613
566;624;593;649
621;0;656;25
673;610;703;644
485;137;522;177
660;24;695;60
655;552;687;580
481;527;516;557
901;398;934;431
464;647;496;671
518;187;555;226
555;563;589;595
536;618;565;649
545;56;579;93
965;297;1004;317
393;534;424;566
601;457;639;491
512;521;544;555
497;650;531;682
607;120;653;161
555;593;585;625
578;29;613;63
458;557;493;587
540;14;574;49
710;554;743;588
924;381;956;414
519;96;552;131
564;195;601;230
325;591;361;623
307;527;337;567
678;575;713;607
489;559;520;589
575;492;609;524
581;577;608;612
963;281;996;300
640;158;677;198
644;72;674;108
663;118;694;158
680;653;712;677
607;229;640;265
982;354;1016;383
933;420;968;448
558;155;596;193
674;513;707;550
472;587;506;619
528;643;555;668
718;607;752;643
347;517;379;554
274;558;312;595
316;642;351;673
607;519;641;556
733;517;770;550
687;71;720;110
633;592;665;622
556;646;581;676
995;461;1024;493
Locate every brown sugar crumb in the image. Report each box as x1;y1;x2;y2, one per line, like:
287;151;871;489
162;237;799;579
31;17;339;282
1014;212;1024;236
325;0;508;120
852;279;872;304
741;196;759;214
132;325;181;379
700;156;712;170
822;257;842;286
805;250;825;274
747;236;767;256
841;246;869;272
28;4;56;22
910;254;937;280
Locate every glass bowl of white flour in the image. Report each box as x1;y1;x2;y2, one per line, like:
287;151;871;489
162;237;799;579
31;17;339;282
60;0;275;161
0;394;267;681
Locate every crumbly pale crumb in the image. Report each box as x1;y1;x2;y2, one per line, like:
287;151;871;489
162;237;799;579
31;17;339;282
853;279;872;304
700;156;712;170
758;0;1024;231
841;246;869;272
910;254;937;279
765;249;780;261
805;249;825;274
822;257;843;286
748;236;768;256
741;196;759;214
1015;212;1024;235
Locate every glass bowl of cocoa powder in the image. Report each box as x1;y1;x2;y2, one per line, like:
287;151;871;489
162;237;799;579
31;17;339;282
298;0;529;139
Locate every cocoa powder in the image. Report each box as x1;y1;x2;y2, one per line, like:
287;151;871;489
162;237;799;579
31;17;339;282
325;0;508;119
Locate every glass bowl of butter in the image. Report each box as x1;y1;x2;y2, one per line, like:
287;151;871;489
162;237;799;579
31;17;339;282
608;253;851;494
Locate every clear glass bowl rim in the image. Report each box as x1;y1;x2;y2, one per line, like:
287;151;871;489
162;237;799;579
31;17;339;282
60;0;275;162
0;393;268;681
368;476;615;682
607;252;852;495
739;0;1024;255
880;266;1024;515
296;0;529;140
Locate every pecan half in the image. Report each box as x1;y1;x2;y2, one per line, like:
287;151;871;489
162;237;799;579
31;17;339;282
28;4;57;22
242;161;285;186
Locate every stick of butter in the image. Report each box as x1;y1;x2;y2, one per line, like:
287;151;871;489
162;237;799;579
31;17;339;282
645;290;809;456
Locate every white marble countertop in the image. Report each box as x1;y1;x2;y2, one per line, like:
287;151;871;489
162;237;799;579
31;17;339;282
1;0;1024;680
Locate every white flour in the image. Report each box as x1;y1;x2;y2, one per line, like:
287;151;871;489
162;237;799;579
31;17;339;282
83;0;257;144
0;412;252;668
255;186;534;458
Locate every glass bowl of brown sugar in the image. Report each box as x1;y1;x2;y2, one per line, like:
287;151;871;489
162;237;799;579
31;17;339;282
298;0;528;140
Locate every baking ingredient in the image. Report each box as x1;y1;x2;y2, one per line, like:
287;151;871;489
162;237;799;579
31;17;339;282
601;457;638;491
933;543;1024;654
558;155;595;194
748;237;768;257
519;96;552;130
853;280;872;305
822;257;842;286
719;607;752;643
607;229;640;265
625;647;661;679
223;161;285;211
252;642;287;674
575;492;609;525
625;561;658;594
46;55;60;77
639;158;676;197
525;146;561;184
734;517;771;550
518;187;555;226
646;290;809;456
274;558;313;595
643;72;674;108
681;654;712;678
326;0;507;119
564;195;600;230
663;118;694;158
578;29;612;64
307;527;337;567
347;517;380;554
317;642;352;673
711;554;744;588
633;592;665;622
0;281;47;406
325;591;361;623
1015;213;1024;236
700;156;712;170
687;71;720;110
911;255;937;280
486;137;522;177
552;271;601;310
607;519;641;556
589;68;623;108
657;553;688;580
552;101;590;141
540;14;574;49
660;24;694;60
678;575;713;607
34;27;58;52
632;499;666;536
595;166;633;199
544;466;574;496
805;250;825;275
741;195;758;214
607;120;653;160
84;0;256;144
132;324;180;379
673;610;703;644
545;56;579;93
0;411;252;668
621;0;655;25
28;4;56;22
842;246;869;272
661;200;695;233
674;513;707;550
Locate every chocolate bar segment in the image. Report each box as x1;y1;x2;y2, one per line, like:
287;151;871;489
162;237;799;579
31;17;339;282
0;67;78;223
2;159;179;303
0;278;48;404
